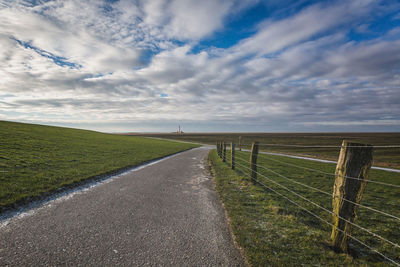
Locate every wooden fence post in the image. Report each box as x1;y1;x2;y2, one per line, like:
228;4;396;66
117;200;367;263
250;142;259;183
231;142;235;170
223;142;227;162
331;140;373;253
239;136;242;151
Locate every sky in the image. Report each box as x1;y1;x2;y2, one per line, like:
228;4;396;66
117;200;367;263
0;0;400;133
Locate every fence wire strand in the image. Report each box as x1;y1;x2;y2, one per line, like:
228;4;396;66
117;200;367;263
234;156;400;222
231;162;400;266
250;143;400;148
233;161;400;251
255;153;400;188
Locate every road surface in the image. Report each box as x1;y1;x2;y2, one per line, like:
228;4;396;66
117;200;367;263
0;147;244;266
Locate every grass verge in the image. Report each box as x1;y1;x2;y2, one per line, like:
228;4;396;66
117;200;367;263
0;121;199;212
209;149;400;266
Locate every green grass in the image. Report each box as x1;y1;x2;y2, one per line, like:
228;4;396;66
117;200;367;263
209;149;400;266
0;121;198;212
137;132;400;169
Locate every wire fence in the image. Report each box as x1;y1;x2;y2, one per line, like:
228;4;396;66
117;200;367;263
234;159;400;249
258;143;400;148
235;156;400;222
235;165;400;266
215;141;400;266
256;153;400;188
237;143;400;148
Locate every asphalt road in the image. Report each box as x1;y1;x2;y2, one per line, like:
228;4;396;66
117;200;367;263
0;147;245;266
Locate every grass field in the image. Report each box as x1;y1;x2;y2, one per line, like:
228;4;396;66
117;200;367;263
134;132;400;169
209;149;400;266
0;121;198;212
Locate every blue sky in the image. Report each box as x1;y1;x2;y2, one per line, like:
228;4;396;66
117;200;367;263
0;0;400;132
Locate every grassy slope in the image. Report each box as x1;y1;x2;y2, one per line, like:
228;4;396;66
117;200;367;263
0;121;198;211
209;149;400;266
137;133;400;169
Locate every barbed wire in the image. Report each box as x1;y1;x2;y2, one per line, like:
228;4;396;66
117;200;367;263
234;156;400;222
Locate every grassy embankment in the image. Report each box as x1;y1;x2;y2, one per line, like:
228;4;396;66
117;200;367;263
0;121;198;212
209;149;400;266
137;132;400;169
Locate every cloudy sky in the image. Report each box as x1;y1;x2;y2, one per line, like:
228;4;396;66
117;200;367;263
1;0;400;132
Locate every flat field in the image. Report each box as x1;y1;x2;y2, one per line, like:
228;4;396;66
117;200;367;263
209;149;400;266
0;121;198;212
132;132;400;169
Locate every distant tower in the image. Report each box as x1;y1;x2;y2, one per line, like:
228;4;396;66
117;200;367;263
177;125;183;133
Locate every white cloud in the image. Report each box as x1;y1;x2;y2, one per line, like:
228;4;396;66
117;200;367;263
136;45;208;84
0;0;399;132
165;0;232;40
300;120;400;126
233;1;377;57
1;1;144;73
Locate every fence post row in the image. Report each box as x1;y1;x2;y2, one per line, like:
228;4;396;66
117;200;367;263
223;142;227;162
250;141;259;184
331;140;373;253
231;143;235;170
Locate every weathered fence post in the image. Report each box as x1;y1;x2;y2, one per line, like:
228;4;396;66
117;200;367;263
250;141;259;183
223;142;227;162
239;136;242;151
231;142;235;170
331;140;373;253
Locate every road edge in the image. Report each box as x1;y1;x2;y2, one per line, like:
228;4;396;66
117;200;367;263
206;150;250;267
0;147;197;219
